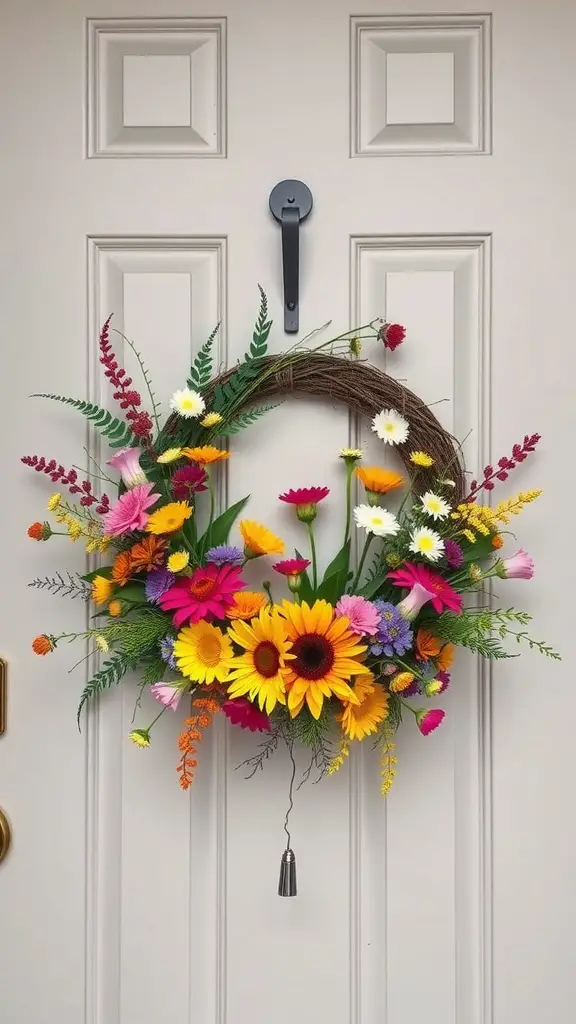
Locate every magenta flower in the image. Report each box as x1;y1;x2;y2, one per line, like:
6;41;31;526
416;708;446;736
222;697;271;733
388;563;462;614
396;582;436;622
158;563;245;627
496;548;534;580
171;465;207;501
444;539;463;569
273;558;311;577
106;447;147;489
335;594;381;636
279;486;330;523
150;683;182;710
102;482;159;536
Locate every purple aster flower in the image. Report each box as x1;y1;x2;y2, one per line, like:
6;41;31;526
205;544;244;567
159;635;177;670
444;538;463;569
145;567;175;604
370;600;413;657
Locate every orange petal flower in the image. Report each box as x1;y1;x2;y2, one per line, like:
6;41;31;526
435;642;455;672
32;634;54;655
226;591;268;620
108;600;124;617
491;534;504;549
129;535;168;572
415;627;442;661
111;550;133;587
182;446;230;465
355;466;404;494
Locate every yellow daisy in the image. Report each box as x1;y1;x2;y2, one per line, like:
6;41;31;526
182;445;230;465
227;607;294;713
167;550;190;573
157;447;183;464
409;450;434;468
145;502;192;535
201;411;223;428
47;493;61;512
91;574;114;605
389;671;415;694
355;465;404;494
227;591;268;620
338;672;389;740
280;600;366;719
239;520;284;557
174;621;235;685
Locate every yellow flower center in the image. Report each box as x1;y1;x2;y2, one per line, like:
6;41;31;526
418;536;434;552
197;634;223;666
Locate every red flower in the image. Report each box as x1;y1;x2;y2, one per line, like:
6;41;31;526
379;322;406;351
388;562;462;614
272;558;311;577
222;698;271;733
279;487;329;506
28;521;51;541
171;465;207;501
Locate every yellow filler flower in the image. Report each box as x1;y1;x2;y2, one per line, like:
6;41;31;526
227;607;294;713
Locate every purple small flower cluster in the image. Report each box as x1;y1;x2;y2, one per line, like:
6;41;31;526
370;601;413;657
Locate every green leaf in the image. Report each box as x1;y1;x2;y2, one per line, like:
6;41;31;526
357;572;389;600
81;567;113;583
32;394;135;448
294;548;315;603
322;539;351;583
187;323;220;392
77;653;134;728
116;582;147;605
316;538;351;601
197;495;250;556
141;655;169;686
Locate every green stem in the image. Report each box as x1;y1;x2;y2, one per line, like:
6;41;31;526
344;462;354;545
146;703;170;732
207;470;215;529
351;534;373;591
307;522;318;590
394;658;429;683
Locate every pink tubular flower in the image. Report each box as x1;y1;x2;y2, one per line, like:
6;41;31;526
496;548;534;580
171;464;207;500
222;697;271;733
158;563;245;627
150;683;182;710
379;322;406;352
279;486;330;523
388;563;462;614
335;594;381;636
107;447;147;488
396;582;435;622
416;708;446;736
273;558;311;577
102;482;159;536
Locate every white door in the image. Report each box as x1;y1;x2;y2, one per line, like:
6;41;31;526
1;1;574;1022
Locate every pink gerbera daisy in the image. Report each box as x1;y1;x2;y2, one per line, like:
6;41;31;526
102;482;160;536
158;563;245;626
272;558;311;577
387;562;462;614
222;697;271;733
334;594;381;636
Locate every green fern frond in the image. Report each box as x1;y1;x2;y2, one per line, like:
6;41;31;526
187;323;220;392
224;402;281;434
211;289;272;412
32;394;134;449
250;284;272;359
77;653;134;728
99;610;170;659
140;654;169;685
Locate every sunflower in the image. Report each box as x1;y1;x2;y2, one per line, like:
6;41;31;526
239;520;284;557
174;621;235;685
338;672;389;740
227;591;268;620
145;502;192;535
355;466;404;494
227;607;294;713
280;600;366;719
182;445;230;465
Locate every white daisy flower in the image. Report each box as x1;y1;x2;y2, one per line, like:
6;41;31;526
169;388;205;419
371;408;409;446
354;504;400;537
420;491;451;521
409;526;445;562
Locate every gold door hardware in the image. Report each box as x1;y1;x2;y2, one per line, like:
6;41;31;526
0;657;6;735
0;809;11;864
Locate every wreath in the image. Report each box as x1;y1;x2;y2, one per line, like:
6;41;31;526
24;289;558;894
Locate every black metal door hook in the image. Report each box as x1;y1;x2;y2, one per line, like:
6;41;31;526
269;180;313;333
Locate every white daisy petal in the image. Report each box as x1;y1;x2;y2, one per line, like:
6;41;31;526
420;491;451;521
169;388;206;419
371;408;410;446
353;504;400;537
409;526;445;562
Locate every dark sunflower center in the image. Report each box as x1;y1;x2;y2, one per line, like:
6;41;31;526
190;576;215;599
291;633;334;680
253;640;280;678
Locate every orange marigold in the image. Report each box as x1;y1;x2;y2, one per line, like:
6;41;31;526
226;591;268;620
491;534;504;549
32;634;54;655
129;535;167;572
28;521;51;541
111;550;133;587
182;445;230;465
435;642;456;672
415;627;442;661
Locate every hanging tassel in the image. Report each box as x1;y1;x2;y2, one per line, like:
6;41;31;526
277;735;297;897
